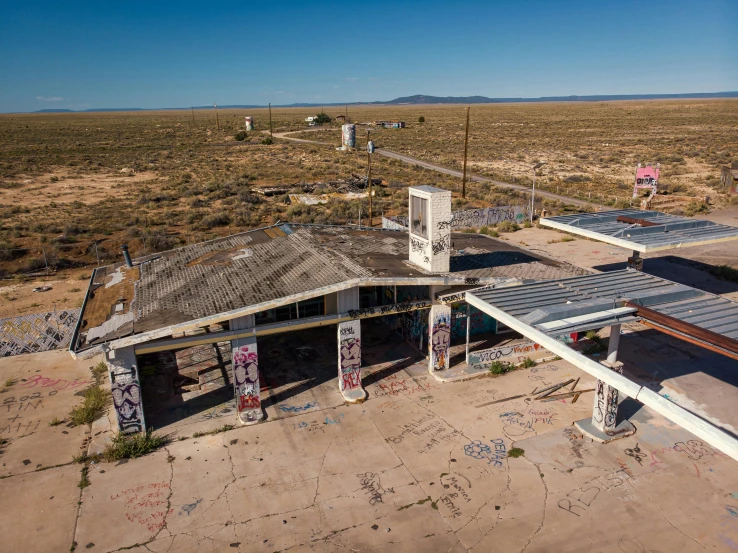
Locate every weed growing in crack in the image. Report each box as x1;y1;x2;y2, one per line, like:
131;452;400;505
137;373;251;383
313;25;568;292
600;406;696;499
103;430;169;461
508;447;525;458
520;357;536;368
78;466;90;489
489;361;511;375
49;416;64;426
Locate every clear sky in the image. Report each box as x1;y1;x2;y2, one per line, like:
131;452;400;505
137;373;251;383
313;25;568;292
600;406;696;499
1;0;736;112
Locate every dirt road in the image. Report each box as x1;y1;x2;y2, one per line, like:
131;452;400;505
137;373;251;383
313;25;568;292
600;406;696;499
269;128;599;209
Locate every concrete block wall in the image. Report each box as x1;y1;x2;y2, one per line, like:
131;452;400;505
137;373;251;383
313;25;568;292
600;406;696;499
408;186;452;273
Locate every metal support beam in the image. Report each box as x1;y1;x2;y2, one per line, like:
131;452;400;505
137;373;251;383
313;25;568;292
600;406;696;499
466;292;738;461
135;299;432;355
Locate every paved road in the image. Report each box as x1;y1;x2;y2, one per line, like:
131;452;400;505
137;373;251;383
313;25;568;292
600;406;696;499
269;128;599;209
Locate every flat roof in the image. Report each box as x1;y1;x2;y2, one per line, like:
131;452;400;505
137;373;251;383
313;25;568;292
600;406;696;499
468;269;738;350
73;224;587;352
540;209;738;252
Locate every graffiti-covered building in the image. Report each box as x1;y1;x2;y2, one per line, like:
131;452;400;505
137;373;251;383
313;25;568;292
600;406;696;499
71;186;586;434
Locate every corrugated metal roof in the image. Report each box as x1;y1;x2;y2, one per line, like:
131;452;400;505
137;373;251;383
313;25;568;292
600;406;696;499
540;209;738;252
469;269;738;342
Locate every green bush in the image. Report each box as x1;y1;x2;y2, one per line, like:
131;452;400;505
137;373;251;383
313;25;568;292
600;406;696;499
261;137;274;145
314;113;331;125
418;116;425;123
508;447;525;458
234;130;247;141
489;361;511;375
497;221;520;233
103;430;168;461
197;213;231;229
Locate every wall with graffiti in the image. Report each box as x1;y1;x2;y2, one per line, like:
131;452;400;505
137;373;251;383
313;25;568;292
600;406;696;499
450;305;497;340
383;205;529;232
1;309;80;357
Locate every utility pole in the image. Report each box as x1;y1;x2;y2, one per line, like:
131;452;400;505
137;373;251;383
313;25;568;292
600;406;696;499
367;131;374;227
269;103;273;140
531;161;547;223
191;107;195;127
345;104;348;123
214;104;219;130
461;106;470;199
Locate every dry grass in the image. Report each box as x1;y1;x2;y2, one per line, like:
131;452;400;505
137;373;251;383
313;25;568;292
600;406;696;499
1;100;735;276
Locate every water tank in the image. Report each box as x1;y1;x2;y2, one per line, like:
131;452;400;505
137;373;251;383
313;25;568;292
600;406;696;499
342;124;356;149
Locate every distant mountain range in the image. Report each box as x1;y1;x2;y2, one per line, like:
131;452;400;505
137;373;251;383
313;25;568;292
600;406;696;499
31;91;738;113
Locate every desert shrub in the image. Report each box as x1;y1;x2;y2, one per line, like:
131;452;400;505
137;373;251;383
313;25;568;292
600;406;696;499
261;137;274;145
497;221;520;233
684;201;710;217
418;116;425;123
103;430;168;461
489;361;511;375
0;242;25;261
198;213;231;229
314;113;331;125
234;130;247;141
711;264;738;283
69;385;111;426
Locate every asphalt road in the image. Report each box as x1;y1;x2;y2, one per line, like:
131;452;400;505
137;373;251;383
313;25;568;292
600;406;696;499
269;128;599;209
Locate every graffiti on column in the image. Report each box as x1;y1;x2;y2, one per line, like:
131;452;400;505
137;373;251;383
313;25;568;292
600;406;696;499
382;206;529;232
233;340;261;423
430;306;451;372
338;321;362;391
593;364;623;431
111;365;145;434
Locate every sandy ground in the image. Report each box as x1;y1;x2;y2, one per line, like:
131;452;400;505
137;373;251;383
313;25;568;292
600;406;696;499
0;268;89;318
2;322;738;552
0;170;160;208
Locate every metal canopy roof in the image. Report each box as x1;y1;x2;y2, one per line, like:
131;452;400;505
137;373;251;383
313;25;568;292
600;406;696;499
540;209;738;252
468;269;738;354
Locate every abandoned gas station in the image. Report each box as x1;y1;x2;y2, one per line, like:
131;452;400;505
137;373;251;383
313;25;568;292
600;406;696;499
70;187;738;462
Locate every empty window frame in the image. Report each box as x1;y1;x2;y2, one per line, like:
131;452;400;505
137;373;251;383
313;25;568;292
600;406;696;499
410;195;428;239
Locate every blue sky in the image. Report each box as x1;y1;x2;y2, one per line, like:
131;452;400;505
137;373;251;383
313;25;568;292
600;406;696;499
1;0;736;112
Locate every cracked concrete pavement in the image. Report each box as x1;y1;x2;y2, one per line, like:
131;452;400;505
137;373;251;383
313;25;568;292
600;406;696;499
2;343;738;552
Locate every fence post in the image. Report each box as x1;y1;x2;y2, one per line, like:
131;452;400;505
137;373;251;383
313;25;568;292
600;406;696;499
42;248;49;274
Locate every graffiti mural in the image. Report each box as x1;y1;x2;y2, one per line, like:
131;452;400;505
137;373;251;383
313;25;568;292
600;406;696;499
429;305;451;372
468;341;551;370
382;206;529;233
1;309;80;357
338;320;362;393
232;338;262;424
110;364;145;434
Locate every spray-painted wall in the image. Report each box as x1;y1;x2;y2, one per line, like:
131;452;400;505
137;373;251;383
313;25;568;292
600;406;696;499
338;320;362;392
429;305;451;372
383;205;530;232
450;304;496;339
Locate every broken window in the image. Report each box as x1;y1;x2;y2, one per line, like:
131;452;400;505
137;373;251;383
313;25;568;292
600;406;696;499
410;195;428;239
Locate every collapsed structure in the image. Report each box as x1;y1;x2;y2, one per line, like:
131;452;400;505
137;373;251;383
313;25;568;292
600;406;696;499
70;188;738;463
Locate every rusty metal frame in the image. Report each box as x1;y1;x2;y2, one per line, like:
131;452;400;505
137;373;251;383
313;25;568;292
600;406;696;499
627;301;738;357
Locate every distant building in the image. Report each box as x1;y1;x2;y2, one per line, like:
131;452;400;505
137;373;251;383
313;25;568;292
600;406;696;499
374;121;406;129
721;162;738;195
335;115;346;122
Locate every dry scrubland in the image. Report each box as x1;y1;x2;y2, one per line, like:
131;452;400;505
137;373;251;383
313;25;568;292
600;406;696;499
0;100;736;277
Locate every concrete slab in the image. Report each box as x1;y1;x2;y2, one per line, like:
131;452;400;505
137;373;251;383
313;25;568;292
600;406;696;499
0;349;102;476
0;463;80;552
3;328;738;552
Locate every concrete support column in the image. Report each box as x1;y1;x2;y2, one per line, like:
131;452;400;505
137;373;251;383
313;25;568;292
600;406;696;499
607;324;621;364
232;336;262;425
592;361;623;433
429;304;451;373
627;250;643;271
338;320;366;402
106;345;146;434
465;303;471;364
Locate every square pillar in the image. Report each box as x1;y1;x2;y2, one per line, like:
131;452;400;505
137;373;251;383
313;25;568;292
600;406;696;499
106;345;146;434
429;304;451;373
607;324;621;364
574;359;635;443
408;186;452;273
338;320;366;402
232;337;262;425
